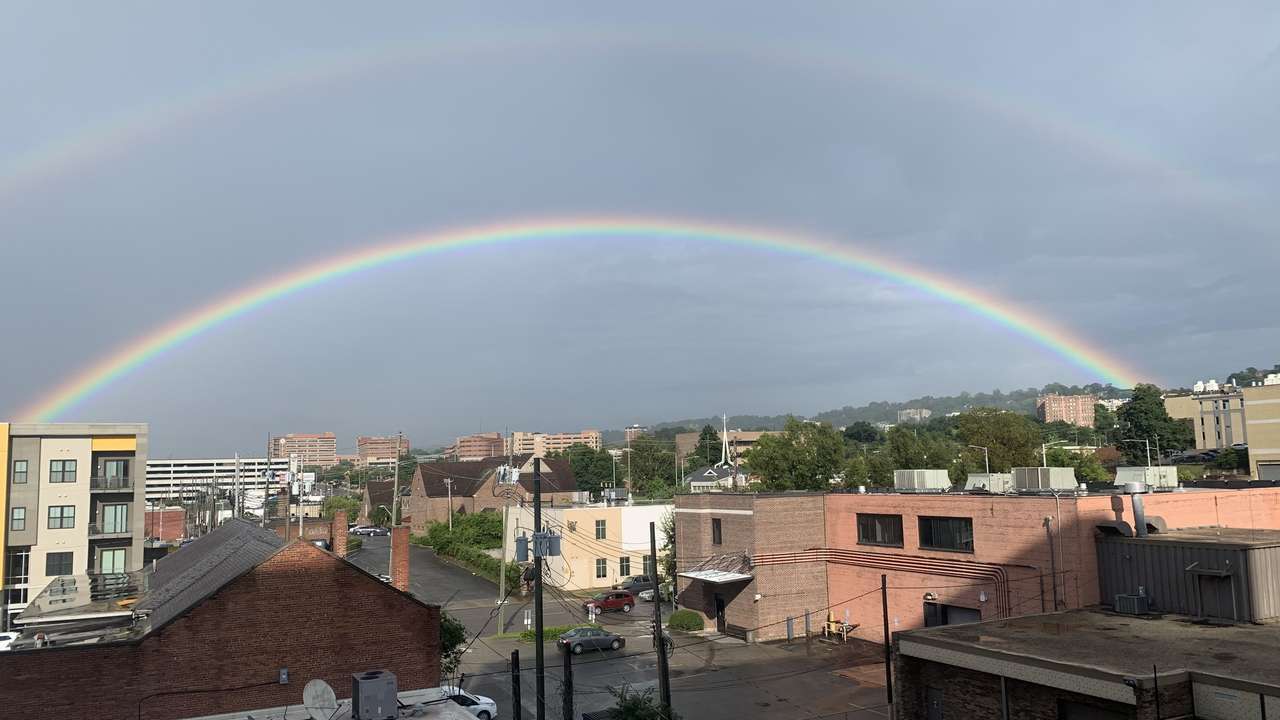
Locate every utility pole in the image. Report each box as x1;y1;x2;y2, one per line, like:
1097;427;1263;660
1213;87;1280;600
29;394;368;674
445;478;454;531
498;430;513;633
533;458;545;720
881;573;893;705
234;453;241;519
1124;438;1153;468
561;643;574;720
511;650;522;720
651;521;672;717
390;430;402;574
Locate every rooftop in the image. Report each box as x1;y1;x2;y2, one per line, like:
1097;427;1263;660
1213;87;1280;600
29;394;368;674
900;609;1280;693
1115;526;1280;548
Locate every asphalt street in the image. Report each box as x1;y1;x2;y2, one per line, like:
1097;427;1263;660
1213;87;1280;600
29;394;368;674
351;536;892;720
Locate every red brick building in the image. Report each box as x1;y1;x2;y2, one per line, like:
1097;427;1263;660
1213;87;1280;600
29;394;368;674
0;514;441;720
675;487;1280;643
1036;393;1097;428
145;506;187;542
404;455;579;532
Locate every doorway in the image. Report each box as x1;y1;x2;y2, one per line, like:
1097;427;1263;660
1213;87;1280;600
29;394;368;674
924;602;982;627
714;593;727;633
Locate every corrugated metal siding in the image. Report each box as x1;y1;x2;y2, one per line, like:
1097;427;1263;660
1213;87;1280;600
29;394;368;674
1096;537;1277;622
1247;545;1280;622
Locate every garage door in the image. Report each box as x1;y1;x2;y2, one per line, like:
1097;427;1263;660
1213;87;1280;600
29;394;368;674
1259;464;1280;482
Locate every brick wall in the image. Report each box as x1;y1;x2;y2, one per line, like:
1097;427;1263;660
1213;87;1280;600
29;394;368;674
392;525;410;591
0;542;440;720
333;510;349;557
145;508;186;542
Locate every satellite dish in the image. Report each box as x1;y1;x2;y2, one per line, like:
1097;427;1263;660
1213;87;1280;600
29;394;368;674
303;679;338;720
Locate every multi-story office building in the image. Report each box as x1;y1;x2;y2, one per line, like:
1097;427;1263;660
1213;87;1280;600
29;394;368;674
1192;390;1247;450
2;422;148;630
506;430;602;456
357;434;409;469
1245;383;1280;480
268;432;337;468
145;456;290;502
896;408;933;424
1036;393;1097;428
448;432;505;461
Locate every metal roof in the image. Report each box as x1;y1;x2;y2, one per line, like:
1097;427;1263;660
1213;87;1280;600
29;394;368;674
678;569;753;584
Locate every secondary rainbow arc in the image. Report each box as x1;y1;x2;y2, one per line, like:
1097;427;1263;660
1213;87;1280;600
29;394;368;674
15;216;1145;422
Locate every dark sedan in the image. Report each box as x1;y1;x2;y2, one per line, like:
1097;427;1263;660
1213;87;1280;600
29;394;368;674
557;627;624;655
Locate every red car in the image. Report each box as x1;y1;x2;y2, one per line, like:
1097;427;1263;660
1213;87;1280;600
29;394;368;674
583;590;636;614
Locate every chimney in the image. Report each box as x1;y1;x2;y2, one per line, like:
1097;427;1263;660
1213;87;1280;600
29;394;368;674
333;510;349;558
391;525;410;592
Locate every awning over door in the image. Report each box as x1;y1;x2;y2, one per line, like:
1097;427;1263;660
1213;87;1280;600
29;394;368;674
678;551;753;584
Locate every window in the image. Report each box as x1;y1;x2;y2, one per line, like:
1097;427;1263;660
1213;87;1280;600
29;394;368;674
103;459;129;479
619;556;631;576
595;558;607;578
9;507;25;532
6;549;30;584
643;554;655;577
100;548;126;574
102;504;129;533
45;551;74;577
12;459;27;484
50;459;77;483
918;516;974;552
857;514;904;547
595;519;606;540
48;505;76;529
712;518;722;545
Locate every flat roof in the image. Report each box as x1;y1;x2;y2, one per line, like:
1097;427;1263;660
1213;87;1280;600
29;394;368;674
900;609;1280;694
1119;527;1280;548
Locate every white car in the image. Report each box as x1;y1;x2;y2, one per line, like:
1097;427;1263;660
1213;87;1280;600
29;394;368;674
440;686;498;720
638;588;655;602
0;631;18;652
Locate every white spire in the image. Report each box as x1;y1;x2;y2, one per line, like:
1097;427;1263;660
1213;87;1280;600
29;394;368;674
720;413;729;467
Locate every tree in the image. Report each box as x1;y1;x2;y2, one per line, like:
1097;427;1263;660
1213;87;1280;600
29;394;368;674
562;443;617;495
1094;403;1117;441
1044;447;1109;483
867;451;895;487
321;495;360;520
744;417;844;491
956;408;1041;471
843;421;881;444
440;612;468;677
691;424;722;467
628;439;679;498
1116;384;1194;464
842;454;869;487
1212;448;1249;473
658;510;676;583
884;427;958;471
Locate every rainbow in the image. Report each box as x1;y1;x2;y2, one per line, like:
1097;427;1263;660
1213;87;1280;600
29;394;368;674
16;216;1144;422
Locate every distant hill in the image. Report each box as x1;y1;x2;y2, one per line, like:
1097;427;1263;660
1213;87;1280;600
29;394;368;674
633;382;1130;435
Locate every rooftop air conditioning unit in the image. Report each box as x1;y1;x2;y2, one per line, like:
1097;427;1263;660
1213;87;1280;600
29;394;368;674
893;469;951;492
1114;466;1177;489
351;670;397;720
1012;467;1078;491
964;473;1013;493
1114;593;1150;615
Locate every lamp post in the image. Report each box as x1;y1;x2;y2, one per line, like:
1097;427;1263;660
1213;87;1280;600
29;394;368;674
968;445;990;474
1042;440;1067;467
444;478;454;530
1123;438;1153;467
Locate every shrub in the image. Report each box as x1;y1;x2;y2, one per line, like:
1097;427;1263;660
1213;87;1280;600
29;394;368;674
516;623;597;643
667;609;704;632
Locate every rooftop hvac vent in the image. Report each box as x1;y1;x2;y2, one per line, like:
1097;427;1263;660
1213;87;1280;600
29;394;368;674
1114;466;1177;489
964;473;1013;493
351;670;397;720
1114;593;1150;615
893;469;951;492
1012;467;1078;491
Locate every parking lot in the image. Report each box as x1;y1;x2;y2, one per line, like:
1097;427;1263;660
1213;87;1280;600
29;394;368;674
350;535;891;719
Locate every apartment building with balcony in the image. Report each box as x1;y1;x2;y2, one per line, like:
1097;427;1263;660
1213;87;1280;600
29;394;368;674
268;432;337;467
2;422;148;630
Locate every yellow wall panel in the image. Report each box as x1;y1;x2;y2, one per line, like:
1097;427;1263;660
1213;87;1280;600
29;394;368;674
91;436;136;452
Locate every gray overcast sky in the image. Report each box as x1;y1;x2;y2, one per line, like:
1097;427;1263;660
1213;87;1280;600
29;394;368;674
2;2;1278;455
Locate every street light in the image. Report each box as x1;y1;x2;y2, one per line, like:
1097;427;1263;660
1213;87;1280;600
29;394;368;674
968;445;990;475
1123;438;1152;467
1042;440;1068;467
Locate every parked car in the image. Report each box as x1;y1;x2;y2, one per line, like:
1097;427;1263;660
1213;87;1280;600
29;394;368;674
0;631;17;652
638;588;654;602
640;581;674;602
351;526;389;536
440;685;498;720
584;590;635;614
557;627;625;655
613;575;655;593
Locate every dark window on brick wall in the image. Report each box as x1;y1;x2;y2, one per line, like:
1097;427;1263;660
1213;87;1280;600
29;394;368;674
857;514;904;547
918;516;974;552
712;518;723;545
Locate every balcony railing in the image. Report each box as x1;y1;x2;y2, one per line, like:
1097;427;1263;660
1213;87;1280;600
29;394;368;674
90;475;132;491
88;522;131;538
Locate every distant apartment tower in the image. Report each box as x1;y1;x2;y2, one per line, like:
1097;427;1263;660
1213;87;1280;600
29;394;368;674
268;433;337;468
1245;383;1280;480
357;434;409;469
897;408;933;424
145;456;289;502
1036;394;1096;428
2;422;149;630
506;430;603;456
449;432;505;461
623;425;649;444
